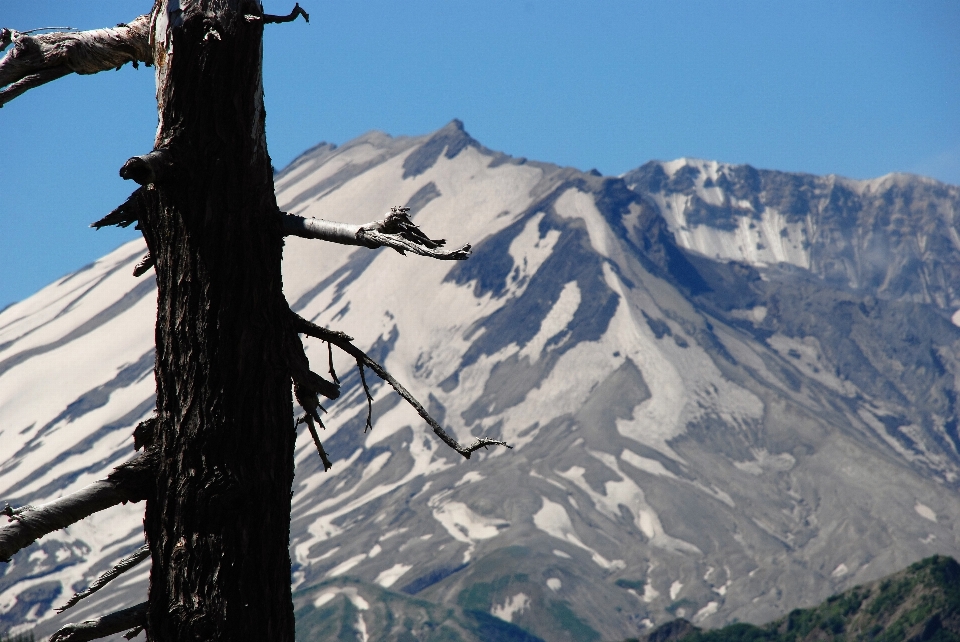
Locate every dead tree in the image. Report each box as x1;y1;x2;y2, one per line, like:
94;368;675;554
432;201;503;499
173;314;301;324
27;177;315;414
0;3;507;641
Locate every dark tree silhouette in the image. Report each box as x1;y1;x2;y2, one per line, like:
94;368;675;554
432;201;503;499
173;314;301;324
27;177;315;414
0;3;506;641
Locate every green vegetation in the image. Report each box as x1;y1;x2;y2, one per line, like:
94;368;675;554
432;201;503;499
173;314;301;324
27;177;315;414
633;556;960;642
615;579;647;591
0;632;34;642
547;600;601;642
457;574;528;612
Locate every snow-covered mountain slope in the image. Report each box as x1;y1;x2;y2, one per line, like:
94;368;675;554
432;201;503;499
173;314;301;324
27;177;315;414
2;121;960;641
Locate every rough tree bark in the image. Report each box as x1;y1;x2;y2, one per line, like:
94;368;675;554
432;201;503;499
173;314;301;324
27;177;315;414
0;2;507;641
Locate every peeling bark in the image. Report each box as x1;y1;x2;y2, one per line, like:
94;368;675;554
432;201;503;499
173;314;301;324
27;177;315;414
282;207;472;260
0;452;155;562
0;16;152;107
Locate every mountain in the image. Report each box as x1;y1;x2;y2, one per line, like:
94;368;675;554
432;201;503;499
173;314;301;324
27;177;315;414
1;120;959;641
635;554;960;641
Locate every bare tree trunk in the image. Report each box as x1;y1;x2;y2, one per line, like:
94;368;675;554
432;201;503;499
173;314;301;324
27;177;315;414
135;3;296;640
1;4;501;640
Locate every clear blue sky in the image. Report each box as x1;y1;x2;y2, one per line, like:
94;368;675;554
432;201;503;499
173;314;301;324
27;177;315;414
1;1;958;310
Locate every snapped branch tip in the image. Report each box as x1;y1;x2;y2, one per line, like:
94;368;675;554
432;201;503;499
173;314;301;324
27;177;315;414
263;3;310;25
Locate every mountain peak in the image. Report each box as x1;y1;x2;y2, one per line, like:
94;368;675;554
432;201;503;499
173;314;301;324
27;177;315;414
402;119;480;179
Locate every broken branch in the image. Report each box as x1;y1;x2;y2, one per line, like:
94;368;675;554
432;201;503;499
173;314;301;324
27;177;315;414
119;149;174;186
0;17;152;108
0;450;155;562
357;359;374;432
91;187;155;229
263;3;311;24
282;207;471;260
50;601;147;642
291;312;511;459
299;415;333;471
132;253;154;277
57;545;149;613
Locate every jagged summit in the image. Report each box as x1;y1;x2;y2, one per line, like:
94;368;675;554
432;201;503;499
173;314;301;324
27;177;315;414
2;123;960;641
625;158;960;310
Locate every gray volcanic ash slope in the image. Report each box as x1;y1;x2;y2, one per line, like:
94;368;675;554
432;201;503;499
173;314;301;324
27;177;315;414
1;121;959;641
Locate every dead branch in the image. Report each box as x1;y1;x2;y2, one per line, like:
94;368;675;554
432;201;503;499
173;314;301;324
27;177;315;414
0;450;155;562
50;601;147;642
91;187;154;229
282;207;471;260
263;3;311;24
291;312;511;459
327;341;340;384
132;253;154;277
0;16;152;108
57;545;149;613
298;415;333;471
119;149;174;186
0;66;70;105
287;320;340;440
357;359;374;432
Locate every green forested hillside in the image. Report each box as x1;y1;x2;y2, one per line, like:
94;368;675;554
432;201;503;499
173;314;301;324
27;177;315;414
634;556;960;642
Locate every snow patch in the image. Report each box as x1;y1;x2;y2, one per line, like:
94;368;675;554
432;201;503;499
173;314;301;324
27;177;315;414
620;449;677;479
507;212;562;298
456;471;485;487
558;450;700;554
670;580;683;600
375;563;412;588
326;554;367;578
694;601;719;623
429;493;507;562
533;497;624;570
915;502;938;522
546;578;561;592
553;188;612;257
643;581;660;603
518;281;581;363
491;593;530;623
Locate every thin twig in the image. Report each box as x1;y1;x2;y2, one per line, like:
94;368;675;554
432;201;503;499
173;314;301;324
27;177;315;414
327;341;340;384
263;3;310;24
291;312;511;459
357;359;374;432
299;415;333;471
57;545;149;613
21;27;79;34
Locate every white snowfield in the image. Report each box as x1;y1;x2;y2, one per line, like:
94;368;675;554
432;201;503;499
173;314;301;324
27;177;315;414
1;123;959;641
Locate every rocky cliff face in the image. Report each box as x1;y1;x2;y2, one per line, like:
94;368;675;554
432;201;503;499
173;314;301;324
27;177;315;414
1;122;959;641
624;159;960;310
